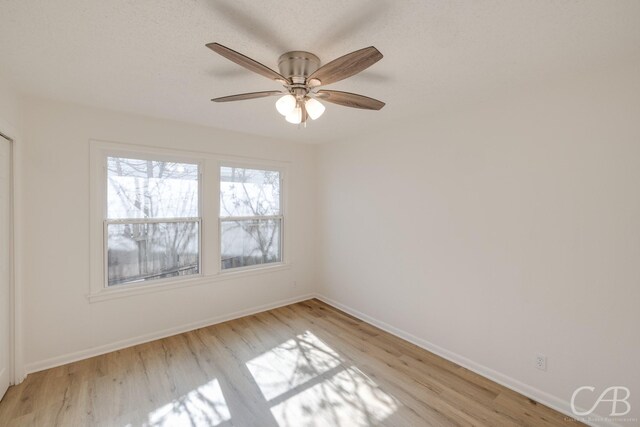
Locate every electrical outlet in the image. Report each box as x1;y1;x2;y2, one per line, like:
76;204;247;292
535;354;547;371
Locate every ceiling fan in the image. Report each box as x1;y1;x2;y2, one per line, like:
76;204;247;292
206;43;386;126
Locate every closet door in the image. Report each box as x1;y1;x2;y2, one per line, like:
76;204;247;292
0;134;11;399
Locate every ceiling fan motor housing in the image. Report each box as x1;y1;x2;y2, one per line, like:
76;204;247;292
278;51;320;84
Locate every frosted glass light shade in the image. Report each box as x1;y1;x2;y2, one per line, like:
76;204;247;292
285;107;302;124
276;95;296;116
305;98;325;120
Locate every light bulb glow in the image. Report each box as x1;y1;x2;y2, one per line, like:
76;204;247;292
275;95;296;116
305;98;325;120
285;106;302;124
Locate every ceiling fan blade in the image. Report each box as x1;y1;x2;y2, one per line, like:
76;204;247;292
307;46;382;87
211;91;283;102
206;43;288;84
315;90;385;110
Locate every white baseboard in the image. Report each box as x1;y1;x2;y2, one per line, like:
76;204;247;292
314;294;620;427
24;293;315;374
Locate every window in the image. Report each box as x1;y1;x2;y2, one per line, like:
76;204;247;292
105;156;200;286
90;140;289;300
220;166;282;270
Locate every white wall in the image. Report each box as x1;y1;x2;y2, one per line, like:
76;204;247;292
19;98;318;371
317;63;640;422
0;78;21;136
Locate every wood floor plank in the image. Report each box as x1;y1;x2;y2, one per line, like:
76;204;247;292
0;299;581;426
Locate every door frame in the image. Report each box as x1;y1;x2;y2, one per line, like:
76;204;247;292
0;118;24;385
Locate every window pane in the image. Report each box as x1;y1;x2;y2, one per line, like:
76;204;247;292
107;222;199;286
220;166;280;217
221;219;281;270
107;157;199;219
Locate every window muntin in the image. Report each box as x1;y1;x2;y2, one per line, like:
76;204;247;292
220;166;282;270
106;156;200;286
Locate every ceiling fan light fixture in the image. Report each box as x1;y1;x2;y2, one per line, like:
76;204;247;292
285;106;302;124
275;94;296;116
305;98;325;120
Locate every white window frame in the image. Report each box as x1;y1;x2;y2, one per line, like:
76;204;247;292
88;140;290;303
219;162;285;273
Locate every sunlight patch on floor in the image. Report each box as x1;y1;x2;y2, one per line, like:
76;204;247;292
270;366;399;426
145;378;230;427
246;330;343;400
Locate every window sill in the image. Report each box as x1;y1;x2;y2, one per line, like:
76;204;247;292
87;263;291;303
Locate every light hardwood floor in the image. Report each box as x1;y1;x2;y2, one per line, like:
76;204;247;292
0;299;581;426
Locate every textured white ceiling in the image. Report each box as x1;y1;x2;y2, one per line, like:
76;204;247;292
1;0;639;143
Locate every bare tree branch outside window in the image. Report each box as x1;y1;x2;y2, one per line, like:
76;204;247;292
106;157;200;286
220;166;282;270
